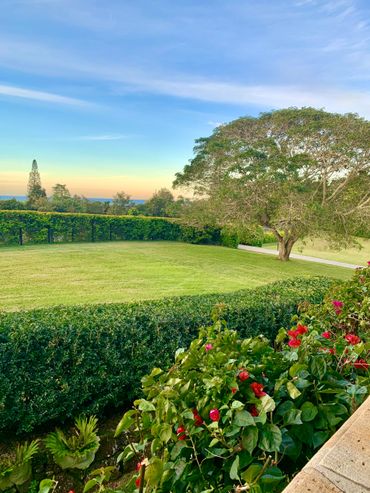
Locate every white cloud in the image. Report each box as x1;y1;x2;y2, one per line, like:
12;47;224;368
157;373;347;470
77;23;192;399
0;84;91;107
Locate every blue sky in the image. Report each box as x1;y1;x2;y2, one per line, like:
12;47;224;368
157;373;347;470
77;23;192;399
0;0;369;198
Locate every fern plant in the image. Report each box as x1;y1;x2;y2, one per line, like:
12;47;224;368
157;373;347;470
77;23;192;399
45;416;100;470
0;440;39;490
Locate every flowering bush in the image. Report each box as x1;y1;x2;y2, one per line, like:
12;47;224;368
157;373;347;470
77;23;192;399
114;271;369;493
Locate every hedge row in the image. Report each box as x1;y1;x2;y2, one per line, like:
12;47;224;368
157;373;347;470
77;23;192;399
0;277;334;435
0;210;221;246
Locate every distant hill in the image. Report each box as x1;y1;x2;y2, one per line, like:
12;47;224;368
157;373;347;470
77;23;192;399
0;195;145;204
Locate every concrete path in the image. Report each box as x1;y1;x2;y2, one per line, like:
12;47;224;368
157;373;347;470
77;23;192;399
237;244;362;269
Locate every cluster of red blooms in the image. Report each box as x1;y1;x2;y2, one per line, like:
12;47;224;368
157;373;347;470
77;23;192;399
287;324;308;348
320;331;368;370
174;368;268;441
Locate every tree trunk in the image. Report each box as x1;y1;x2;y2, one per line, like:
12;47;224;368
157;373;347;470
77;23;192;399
278;238;295;261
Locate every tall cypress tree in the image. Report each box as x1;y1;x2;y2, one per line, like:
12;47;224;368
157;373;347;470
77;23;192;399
27;159;46;207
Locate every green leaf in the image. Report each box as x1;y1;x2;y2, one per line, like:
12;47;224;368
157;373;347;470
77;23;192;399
260;394;276;413
289;363;307;378
280;430;302;460
145;457;163;487
301;402;318;422
231;400;244;410
234;410;255;427
310;357;327;379
159;423;172;443
114;410;136;437
259;424;282;452
260;466;285;485
83;479;98;493
312;431;330;449
137;399;156;412
39;480;57;493
284;409;302;426
287;381;301;399
229;455;240;480
241;464;262;484
241;427;258;455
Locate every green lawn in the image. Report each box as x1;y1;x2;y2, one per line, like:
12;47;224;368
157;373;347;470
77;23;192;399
263;237;370;265
0;241;352;311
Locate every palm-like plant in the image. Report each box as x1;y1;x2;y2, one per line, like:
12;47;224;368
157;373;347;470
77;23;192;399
45;416;100;470
0;440;39;490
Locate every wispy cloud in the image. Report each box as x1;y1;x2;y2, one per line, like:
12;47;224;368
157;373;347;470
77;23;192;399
0;84;91;107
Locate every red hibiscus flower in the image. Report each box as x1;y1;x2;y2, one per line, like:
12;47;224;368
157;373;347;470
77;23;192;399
287;329;299;338
209;408;220;421
353;359;369;370
176;425;186;440
296;324;308;335
321;331;331;339
135;477;141;488
250;382;266;397
288;338;301;348
192;409;203;426
345;333;361;345
238;370;249;381
250;405;259;417
231;387;238;394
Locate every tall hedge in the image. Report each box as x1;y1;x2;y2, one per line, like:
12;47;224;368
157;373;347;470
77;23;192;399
0;210;221;246
0;277;334;435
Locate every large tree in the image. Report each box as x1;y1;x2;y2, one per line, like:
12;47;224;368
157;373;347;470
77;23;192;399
27;159;46;208
174;108;370;260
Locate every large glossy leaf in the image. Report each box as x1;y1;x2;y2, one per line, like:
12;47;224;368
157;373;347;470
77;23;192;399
259;424;282;452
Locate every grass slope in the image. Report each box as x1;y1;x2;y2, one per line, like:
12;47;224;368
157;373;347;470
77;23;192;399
0;241;351;311
263;237;370;265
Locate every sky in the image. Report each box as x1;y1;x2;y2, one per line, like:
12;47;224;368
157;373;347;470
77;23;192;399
0;0;369;199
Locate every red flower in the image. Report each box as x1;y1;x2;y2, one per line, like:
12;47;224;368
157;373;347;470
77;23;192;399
250;405;259;417
231;387;238;394
328;348;335;354
205;343;213;351
250;382;266;397
192;409;203;426
238;370;249;381
332;300;343;308
332;300;343;315
288;338;301;348
367;261;370;266
296;324;308;335
287;329;299;338
135;477;141;488
176;425;186;440
321;331;331;339
353;359;369;370
345;333;361;345
209;408;220;421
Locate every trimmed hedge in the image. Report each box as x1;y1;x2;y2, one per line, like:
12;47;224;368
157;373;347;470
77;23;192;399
0;277;334;435
0;210;221;246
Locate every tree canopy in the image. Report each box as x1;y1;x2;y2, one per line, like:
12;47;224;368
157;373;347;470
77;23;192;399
174;107;370;260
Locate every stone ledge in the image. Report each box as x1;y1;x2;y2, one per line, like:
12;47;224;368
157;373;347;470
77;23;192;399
282;396;370;493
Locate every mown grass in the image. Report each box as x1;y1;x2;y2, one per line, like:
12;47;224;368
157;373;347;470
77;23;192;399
0;241;352;311
263;237;370;265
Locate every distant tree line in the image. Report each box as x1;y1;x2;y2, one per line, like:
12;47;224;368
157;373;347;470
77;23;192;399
0;160;189;218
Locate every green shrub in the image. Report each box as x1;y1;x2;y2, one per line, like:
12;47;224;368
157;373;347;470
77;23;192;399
0;210;220;246
221;225;265;248
263;231;277;244
0;277;333;435
114;268;369;493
